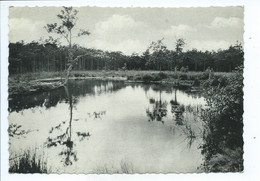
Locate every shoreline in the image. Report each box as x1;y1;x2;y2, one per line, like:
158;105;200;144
8;70;235;96
8;76;196;96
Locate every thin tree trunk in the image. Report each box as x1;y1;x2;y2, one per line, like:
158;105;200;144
48;55;50;72
65;31;72;85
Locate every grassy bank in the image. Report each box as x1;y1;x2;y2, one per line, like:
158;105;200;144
9;70;236;81
8;70;236;96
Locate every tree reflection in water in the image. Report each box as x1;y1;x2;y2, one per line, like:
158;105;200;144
170;89;185;125
145;87;201;149
146;90;167;124
46;84;91;166
170;90;199;148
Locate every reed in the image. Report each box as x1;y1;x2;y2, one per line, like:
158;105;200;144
9;148;48;173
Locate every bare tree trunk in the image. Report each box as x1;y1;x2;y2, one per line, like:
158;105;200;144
65;30;72;85
47;55;50;72
65;49;73;85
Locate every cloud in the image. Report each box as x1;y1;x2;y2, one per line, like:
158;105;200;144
86;14;148;55
9;18;47;43
93;14;145;42
209;17;243;29
8;13;243;55
189;40;230;51
95;14;141;33
162;24;194;38
90;39;145;55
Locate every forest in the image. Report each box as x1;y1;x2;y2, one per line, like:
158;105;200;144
8;39;244;74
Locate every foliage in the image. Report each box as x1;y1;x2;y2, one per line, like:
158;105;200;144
142;74;155;83
201;71;243;172
136;72;169;82
193;78;201;87
156;72;168;80
180;66;189;72
202;147;243;172
175;38;186;53
8;124;37;137
146;39;169;71
45;7;90;47
199;72;210;80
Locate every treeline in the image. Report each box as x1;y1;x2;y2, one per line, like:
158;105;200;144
9;40;244;74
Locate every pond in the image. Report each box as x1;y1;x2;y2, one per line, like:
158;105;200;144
8;79;206;173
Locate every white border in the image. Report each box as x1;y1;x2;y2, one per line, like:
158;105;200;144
1;1;260;181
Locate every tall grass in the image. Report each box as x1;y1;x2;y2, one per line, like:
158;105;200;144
180;105;204;148
9;148;48;173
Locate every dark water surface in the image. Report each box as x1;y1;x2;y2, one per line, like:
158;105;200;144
9;79;206;173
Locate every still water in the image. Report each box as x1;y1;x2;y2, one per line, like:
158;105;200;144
9;79;206;173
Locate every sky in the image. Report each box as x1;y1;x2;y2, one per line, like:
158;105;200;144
9;6;244;55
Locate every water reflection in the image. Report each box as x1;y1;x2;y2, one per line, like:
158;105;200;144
46;84;92;166
146;90;167;124
170;89;185;125
9;80;206;172
8;123;38;138
8;80;125;113
145;87;204;149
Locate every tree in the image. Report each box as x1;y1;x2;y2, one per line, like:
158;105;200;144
147;39;168;71
175;38;186;53
174;38;186;71
45;6;90;84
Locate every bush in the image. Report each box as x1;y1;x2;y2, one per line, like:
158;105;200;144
202;148;243;172
142;74;154;83
153;72;168;81
193;79;201;87
134;75;142;81
157;72;168;79
170;73;178;79
180;66;188;72
199;72;210;80
127;75;134;80
203;75;228;87
201;73;244;172
179;74;188;80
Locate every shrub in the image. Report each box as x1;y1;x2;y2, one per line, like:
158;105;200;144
127;75;134;80
180;66;188;72
170;73;178;79
201;73;244;172
202;148;243;172
142;74;154;83
193;79;201;87
203;75;228;87
199;72;210;80
179;74;188;80
157;72;168;79
134;75;142;81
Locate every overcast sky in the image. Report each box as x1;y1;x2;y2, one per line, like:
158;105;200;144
9;6;243;55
